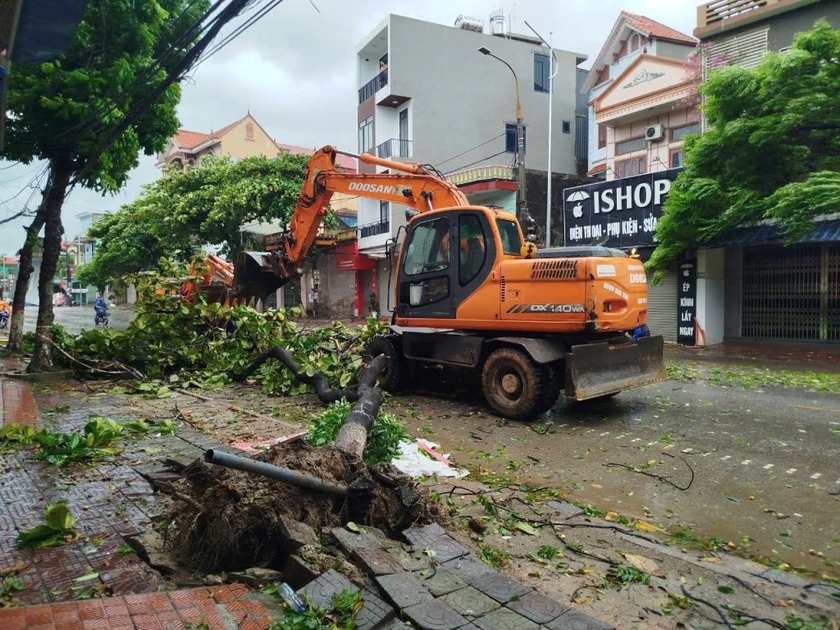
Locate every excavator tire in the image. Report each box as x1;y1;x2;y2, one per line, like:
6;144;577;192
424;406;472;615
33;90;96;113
365;334;406;392
481;347;551;421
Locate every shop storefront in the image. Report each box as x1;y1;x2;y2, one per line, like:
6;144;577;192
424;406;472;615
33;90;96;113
563;168;684;342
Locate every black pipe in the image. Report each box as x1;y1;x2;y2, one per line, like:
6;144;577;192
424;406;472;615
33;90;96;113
204;449;348;497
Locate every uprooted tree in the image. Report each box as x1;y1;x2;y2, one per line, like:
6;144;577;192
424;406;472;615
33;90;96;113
32;266;440;575
648;19;840;278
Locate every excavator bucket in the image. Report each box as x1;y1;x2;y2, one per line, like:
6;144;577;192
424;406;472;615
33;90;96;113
564;335;667;401
233;251;291;301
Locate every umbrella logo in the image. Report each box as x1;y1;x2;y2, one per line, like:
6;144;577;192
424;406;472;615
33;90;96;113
566;190;591;202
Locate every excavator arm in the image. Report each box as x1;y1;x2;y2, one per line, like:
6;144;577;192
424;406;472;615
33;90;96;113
234;145;469;299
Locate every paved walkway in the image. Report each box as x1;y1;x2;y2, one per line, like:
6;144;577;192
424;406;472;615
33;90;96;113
0;364;615;629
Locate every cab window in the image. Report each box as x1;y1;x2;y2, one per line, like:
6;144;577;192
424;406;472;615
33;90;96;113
496;219;522;255
403;218;450;276
459;215;486;285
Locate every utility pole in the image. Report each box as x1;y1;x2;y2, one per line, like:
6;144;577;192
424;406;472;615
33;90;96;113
525;21;558;247
479;46;528;225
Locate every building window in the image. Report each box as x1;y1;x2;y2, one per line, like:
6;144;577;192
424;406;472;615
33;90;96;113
534;53;550;93
598;124;607;149
615;157;646;178
379;200;389;223
615;137;646;155
358;116;373;153
628;32;641;53
670;149;684;168
505;123;526;153
671;123;701;142
245;122;254;141
562;121;571;134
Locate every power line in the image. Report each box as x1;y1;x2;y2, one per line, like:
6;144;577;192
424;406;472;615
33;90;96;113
193;0;284;67
445;149;510;175
58;0;233;146
434;133;505;169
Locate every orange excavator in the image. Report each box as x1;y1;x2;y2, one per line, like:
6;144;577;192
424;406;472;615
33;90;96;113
234;145;666;420
180;254;236;304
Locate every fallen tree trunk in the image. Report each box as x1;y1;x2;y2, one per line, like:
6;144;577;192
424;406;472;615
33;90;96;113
334;354;387;460
230;345;360;403
231;343;388;459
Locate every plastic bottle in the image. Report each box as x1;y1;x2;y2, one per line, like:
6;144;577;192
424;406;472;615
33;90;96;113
278;582;306;613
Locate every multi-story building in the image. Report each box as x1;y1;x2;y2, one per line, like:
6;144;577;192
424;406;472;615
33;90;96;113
355;12;588;313
582;12;698;181
695;0;840;344
572;12;697;343
0;255;18;302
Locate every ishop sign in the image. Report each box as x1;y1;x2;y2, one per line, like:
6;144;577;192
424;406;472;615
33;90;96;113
563;168;682;248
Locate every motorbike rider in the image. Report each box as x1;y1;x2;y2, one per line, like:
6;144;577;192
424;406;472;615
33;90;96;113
93;293;109;324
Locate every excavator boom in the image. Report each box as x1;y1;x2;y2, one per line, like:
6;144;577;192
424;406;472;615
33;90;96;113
234;145;469;297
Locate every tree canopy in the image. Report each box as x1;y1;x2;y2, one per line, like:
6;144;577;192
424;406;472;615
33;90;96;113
0;0;209;365
77;153;310;288
648;19;840;275
3;0;208;191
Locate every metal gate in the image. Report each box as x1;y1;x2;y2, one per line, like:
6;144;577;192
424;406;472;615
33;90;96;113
283;281;301;310
742;244;840;341
646;271;677;342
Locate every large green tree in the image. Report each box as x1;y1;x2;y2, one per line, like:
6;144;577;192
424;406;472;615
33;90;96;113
648;20;840;276
77;152;310;289
1;0;211;368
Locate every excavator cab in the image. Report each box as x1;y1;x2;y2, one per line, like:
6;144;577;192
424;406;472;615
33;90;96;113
395;209;496;320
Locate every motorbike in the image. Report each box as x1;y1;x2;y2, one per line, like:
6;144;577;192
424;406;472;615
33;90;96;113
0;308;9;329
94;304;109;327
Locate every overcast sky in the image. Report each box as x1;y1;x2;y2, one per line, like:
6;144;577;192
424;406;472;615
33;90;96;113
0;0;698;258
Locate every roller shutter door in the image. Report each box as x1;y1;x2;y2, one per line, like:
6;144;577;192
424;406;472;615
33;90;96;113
646;271;677;342
742;244;840;341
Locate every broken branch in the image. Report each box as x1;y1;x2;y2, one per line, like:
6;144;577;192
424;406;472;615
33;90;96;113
230;344;359;403
604;453;694;491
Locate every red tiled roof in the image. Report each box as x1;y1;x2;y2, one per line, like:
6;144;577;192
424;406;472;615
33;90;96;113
276;142;358;173
173;130;211;150
623;12;696;44
173;115;248;150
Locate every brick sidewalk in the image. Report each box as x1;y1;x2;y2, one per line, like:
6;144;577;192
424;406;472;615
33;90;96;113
0;375;616;629
0;583;279;630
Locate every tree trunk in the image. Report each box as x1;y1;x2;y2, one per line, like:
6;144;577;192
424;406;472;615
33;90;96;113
334;354;387;460
27;160;72;372
6;185;52;351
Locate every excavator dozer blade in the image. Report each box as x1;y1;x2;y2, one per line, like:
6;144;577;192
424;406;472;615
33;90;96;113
233;251;291;300
565;335;666;401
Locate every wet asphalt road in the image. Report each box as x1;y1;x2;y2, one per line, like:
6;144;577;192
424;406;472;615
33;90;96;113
16;303;134;334
403;374;840;578
3;304;839;577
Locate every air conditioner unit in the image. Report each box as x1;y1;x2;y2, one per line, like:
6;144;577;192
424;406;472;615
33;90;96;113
645;124;664;141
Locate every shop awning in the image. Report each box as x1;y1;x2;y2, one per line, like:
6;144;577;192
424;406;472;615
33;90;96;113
708;217;840;247
6;0;89;64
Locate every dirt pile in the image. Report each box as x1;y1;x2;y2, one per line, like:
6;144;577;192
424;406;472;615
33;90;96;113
163;440;443;575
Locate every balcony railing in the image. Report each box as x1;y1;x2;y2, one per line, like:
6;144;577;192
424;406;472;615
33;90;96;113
447;165;514;186
359;219;390;238
358;70;388;104
376;138;412;159
696;0;772;35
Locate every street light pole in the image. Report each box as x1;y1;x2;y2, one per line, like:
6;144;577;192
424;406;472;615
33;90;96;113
525;21;558;247
478;46;527;223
